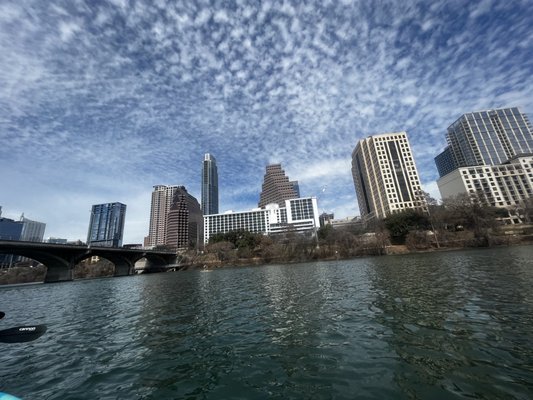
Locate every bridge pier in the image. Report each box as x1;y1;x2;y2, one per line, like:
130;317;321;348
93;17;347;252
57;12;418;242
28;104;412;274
143;258;170;272
114;262;133;277
44;265;73;283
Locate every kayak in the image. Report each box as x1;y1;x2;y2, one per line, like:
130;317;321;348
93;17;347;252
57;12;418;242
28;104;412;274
0;393;21;400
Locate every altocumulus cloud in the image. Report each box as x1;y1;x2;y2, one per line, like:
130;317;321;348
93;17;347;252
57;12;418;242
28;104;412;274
0;0;532;242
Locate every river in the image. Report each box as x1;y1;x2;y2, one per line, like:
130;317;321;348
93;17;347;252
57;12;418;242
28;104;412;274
1;246;532;399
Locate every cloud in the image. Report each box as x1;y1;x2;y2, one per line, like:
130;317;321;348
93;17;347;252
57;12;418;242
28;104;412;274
1;0;532;242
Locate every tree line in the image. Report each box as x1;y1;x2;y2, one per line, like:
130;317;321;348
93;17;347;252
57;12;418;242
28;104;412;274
179;192;533;267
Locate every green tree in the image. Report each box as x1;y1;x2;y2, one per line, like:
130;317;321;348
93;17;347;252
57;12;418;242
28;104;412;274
384;209;431;244
317;224;334;240
209;230;262;249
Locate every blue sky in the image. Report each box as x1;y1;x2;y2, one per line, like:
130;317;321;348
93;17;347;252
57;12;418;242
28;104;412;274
1;0;532;243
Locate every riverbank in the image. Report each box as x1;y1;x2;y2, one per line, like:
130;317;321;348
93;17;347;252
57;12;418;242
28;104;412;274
177;233;533;271
2;231;532;284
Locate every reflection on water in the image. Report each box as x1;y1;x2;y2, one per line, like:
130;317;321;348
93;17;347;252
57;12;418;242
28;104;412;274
0;246;532;399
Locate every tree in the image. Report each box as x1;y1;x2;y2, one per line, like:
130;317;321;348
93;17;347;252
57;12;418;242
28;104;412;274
205;241;235;261
518;197;533;223
317;224;334;240
441;193;504;231
209;230;262;249
384;209;431;244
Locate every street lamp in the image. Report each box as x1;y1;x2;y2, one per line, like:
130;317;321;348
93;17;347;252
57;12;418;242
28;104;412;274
416;190;440;249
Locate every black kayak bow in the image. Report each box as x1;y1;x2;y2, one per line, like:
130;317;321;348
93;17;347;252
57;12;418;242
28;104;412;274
0;325;47;343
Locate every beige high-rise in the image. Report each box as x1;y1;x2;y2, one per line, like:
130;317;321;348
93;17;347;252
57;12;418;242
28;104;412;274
351;132;426;222
258;164;299;208
144;185;178;247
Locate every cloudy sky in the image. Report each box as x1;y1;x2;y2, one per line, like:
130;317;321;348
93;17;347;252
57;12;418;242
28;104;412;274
1;0;532;243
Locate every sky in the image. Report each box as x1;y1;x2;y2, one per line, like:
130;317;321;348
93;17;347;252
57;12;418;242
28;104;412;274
1;0;532;244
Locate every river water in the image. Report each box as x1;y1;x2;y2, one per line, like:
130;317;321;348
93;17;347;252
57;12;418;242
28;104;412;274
1;246;532;399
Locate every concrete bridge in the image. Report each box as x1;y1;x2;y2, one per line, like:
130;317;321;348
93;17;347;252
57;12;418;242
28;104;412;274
0;240;178;283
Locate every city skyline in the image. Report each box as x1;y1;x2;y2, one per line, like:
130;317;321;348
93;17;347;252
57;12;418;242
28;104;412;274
1;1;532;243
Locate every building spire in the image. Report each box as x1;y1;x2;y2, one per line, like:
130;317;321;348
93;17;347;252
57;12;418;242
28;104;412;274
258;163;299;208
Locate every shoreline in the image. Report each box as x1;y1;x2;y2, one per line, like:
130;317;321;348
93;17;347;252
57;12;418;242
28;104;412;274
2;238;532;285
178;239;533;271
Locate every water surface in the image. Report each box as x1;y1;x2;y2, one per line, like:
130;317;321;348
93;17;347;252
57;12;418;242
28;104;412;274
1;246;532;399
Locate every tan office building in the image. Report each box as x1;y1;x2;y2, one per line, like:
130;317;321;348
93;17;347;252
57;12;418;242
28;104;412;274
351;131;426;222
258;164;299;208
144;185;179;247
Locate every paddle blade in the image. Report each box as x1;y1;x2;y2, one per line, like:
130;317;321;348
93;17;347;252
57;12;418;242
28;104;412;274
0;325;47;343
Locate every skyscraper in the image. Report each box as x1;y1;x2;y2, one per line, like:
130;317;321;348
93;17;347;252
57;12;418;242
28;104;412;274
0;217;23;241
435;107;533;177
20;215;46;242
258;164;299;208
201;153;219;215
351;132;426;222
145;185;179;247
87;202;127;247
166;186;203;251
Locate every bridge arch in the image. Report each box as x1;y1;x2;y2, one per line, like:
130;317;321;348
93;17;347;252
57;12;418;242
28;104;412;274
0;241;178;282
0;249;72;282
132;253;174;272
72;252;134;277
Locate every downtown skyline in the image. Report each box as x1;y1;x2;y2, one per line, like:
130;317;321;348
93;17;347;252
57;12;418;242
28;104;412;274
1;0;532;243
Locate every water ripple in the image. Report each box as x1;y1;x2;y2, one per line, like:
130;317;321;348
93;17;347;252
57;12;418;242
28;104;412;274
0;246;532;399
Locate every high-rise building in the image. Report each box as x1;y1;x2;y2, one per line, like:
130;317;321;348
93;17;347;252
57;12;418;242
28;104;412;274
201;153;219;215
204;197;320;243
87;202;127;247
165;186;203;251
145;185;179;247
319;212;334;227
0;217;22;267
0;213;45;266
0;217;23;241
437;155;533;223
291;181;300;197
435;107;533;177
0;213;45;242
20;215;46;242
434;146;456;178
258;164;299;208
351;131;426;222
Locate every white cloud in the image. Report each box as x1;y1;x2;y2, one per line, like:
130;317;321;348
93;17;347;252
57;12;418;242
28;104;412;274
58;21;82;42
1;0;532;242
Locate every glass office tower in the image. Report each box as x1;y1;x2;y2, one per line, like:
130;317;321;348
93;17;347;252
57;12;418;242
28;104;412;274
87;202;127;247
201;153;219;215
435;107;533;177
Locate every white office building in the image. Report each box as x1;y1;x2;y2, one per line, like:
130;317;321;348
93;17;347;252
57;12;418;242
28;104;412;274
437;155;533;223
351;131;426;222
204;197;320;244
